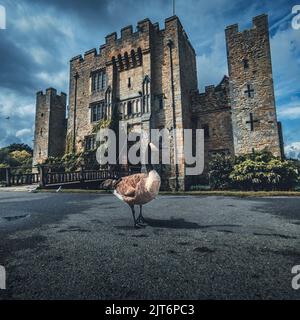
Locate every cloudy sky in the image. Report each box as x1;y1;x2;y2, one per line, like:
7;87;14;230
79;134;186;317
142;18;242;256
0;0;299;158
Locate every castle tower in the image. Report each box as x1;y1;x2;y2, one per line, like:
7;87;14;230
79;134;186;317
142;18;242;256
67;16;198;190
225;14;283;157
33;88;67;167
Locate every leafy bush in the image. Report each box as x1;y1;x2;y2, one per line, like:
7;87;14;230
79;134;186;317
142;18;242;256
5;143;32;154
230;153;299;191
41;150;100;172
208;153;233;190
208;151;299;191
0;144;33;171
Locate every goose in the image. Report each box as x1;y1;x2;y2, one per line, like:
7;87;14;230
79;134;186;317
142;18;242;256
102;143;161;228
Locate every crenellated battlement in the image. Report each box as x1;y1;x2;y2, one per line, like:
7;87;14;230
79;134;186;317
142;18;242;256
37;88;67;98
104;18;153;46
225;13;268;38
70;15;187;65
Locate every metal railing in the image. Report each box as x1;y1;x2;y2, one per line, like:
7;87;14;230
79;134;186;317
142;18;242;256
0;165;141;188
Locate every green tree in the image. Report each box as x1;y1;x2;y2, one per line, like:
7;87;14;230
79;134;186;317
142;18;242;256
6;143;33;155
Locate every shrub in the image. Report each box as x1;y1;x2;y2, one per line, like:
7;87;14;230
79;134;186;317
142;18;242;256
230;153;299;191
41;150;100;172
0;144;33;171
208;151;299;191
208;153;233;190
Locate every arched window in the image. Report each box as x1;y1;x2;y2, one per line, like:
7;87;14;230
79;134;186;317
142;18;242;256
137;47;143;65
127;101;132;115
124;52;129;69
142;76;150;113
131;49;136;67
118;54;123;71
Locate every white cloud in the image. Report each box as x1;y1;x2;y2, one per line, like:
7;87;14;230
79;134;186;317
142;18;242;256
270;27;300;102
0;88;35;147
36;70;68;90
28;47;50;65
16;128;32;138
278;106;300;120
12;7;75;40
0;89;35;117
285;141;300;159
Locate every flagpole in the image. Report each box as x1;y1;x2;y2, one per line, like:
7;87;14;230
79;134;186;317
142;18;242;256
173;0;175;15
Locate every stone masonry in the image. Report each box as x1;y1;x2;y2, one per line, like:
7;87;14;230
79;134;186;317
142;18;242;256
225;14;283;157
33;14;284;190
32;88;67;167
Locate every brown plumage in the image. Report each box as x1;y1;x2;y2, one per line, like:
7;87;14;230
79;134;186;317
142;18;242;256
111;170;161;228
102;143;161;228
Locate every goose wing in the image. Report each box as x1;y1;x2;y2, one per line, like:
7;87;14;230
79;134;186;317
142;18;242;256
115;173;146;198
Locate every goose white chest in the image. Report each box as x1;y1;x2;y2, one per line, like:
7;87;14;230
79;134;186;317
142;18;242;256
145;170;161;196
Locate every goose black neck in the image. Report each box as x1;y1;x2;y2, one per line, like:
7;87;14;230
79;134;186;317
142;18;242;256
146;164;154;173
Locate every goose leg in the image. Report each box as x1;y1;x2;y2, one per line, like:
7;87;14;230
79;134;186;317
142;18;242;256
130;205;141;229
137;205;147;226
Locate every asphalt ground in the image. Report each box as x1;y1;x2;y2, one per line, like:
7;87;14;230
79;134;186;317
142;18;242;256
0;192;299;299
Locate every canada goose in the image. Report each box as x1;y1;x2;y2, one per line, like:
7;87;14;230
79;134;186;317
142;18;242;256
102;143;161;228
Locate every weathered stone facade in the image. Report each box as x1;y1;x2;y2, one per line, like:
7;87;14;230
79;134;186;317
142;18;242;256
66;16;197;190
225;14;282;157
191;76;234;175
33;88;67;167
33;14;284;190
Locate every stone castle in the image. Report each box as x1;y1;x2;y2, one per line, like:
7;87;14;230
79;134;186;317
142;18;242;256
33;14;284;191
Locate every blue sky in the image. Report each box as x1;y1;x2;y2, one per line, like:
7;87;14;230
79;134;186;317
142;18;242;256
0;0;299;158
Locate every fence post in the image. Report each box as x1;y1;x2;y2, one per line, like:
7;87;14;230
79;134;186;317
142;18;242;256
80;165;85;184
5;167;11;187
39;165;45;187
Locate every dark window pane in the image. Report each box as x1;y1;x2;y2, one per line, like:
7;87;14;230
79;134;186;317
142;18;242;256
92;74;97;91
159;96;163;110
127;101;132;115
102;73;106;89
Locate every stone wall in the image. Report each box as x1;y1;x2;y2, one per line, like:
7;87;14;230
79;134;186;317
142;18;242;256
191;76;234;175
67;19;154;154
33;88;66;167
67;16;198;190
150;16;198;190
225;14;282;157
33;13;285;190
